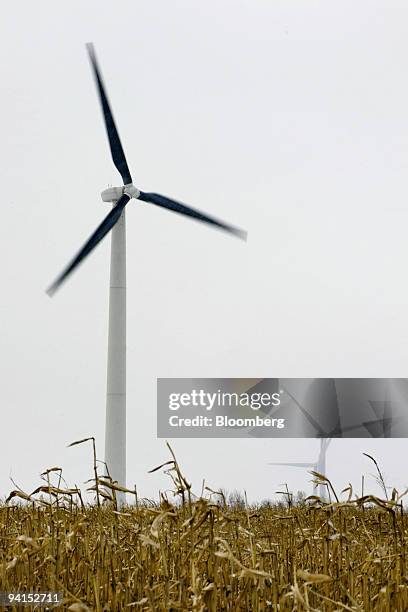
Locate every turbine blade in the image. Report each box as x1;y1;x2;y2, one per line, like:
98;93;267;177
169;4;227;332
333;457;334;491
86;43;132;185
280;385;327;436
138;191;247;240
47;194;130;296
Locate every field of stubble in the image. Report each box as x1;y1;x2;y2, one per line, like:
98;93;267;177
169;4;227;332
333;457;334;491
0;444;407;611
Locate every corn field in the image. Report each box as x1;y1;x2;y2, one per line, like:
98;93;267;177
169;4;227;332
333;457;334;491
0;442;407;611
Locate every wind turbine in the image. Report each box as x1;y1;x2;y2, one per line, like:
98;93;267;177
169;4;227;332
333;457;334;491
268;386;395;502
47;44;246;504
270;438;331;500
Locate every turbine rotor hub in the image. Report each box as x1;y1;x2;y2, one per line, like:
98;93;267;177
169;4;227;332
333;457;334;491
124;183;140;199
101;183;140;203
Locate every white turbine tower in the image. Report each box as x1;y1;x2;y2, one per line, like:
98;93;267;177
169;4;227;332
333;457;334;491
270;438;332;500
105;195;126;504
47;44;246;505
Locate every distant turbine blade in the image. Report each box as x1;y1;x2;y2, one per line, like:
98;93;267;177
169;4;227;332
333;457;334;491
47;194;130;296
269;462;316;468
138;191;247;240
281;385;327;436
86;43;132;185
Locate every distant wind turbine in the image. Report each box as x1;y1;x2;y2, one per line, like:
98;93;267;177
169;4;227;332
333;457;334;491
270;438;331;500
47;43;246;504
269;380;394;501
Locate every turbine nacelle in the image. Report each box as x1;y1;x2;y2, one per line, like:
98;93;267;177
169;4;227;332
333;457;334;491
101;184;140;203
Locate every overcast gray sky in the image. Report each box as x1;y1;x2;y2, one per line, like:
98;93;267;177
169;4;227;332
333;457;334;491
1;1;408;503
